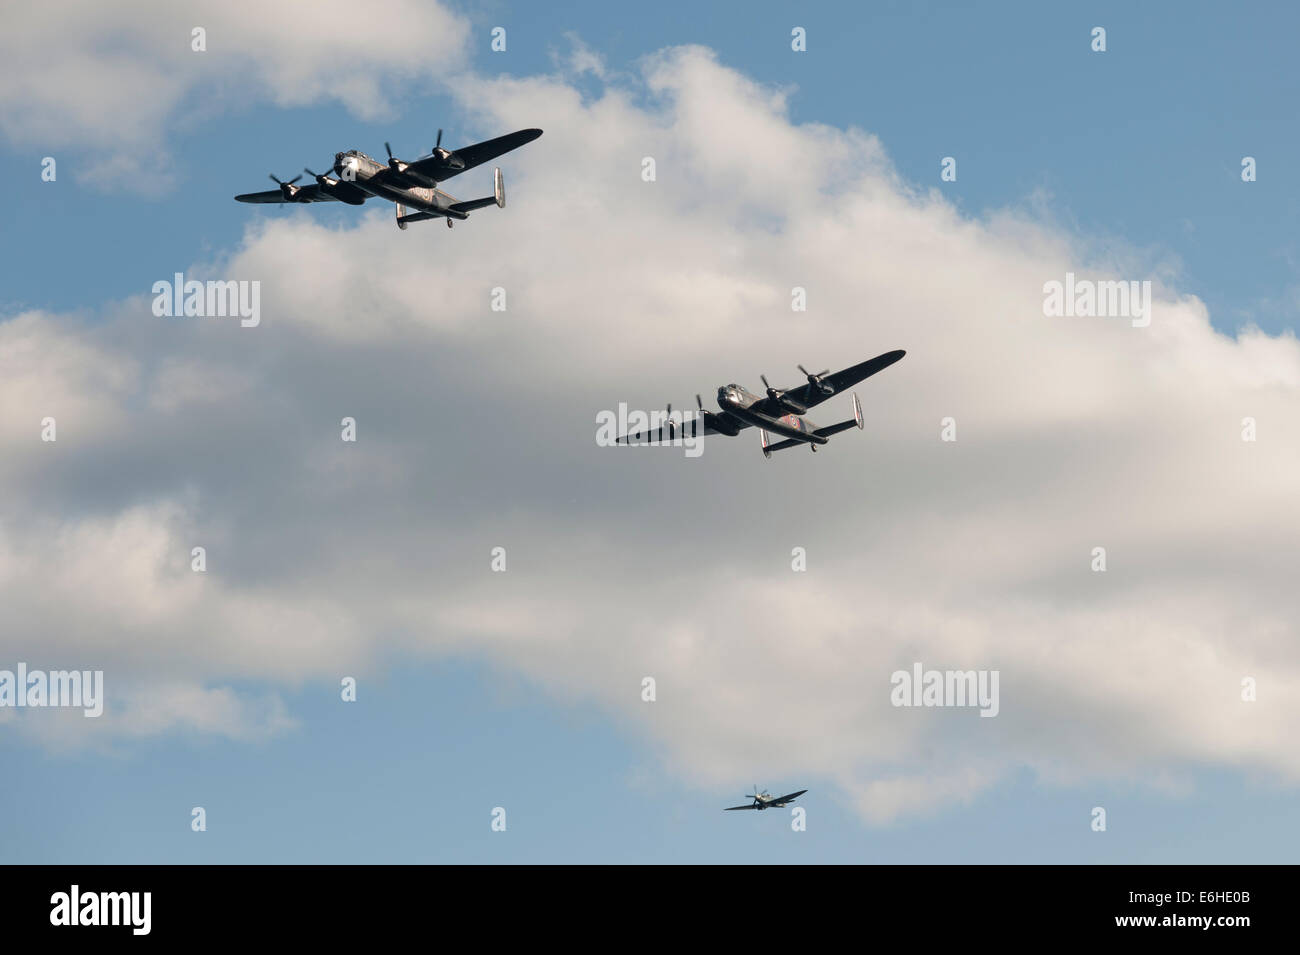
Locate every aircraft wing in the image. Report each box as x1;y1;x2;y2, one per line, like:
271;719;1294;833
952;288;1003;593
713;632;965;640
235;184;346;204
406;128;543;182
772;790;807;804
616;410;746;444
763;350;906;415
724;804;760;811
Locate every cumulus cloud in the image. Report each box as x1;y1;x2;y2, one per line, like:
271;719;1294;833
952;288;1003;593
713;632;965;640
2;46;1298;822
0;0;470;187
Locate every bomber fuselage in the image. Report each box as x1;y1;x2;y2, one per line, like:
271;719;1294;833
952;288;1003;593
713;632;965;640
333;150;459;214
716;383;828;444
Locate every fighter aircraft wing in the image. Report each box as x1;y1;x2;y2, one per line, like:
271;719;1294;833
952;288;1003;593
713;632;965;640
772;790;807;804
773;350;906;414
723;804;760;811
406;128;543;182
616;410;747;444
234;184;343;204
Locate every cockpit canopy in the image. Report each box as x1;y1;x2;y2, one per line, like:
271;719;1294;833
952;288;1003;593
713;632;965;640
337;149;374;164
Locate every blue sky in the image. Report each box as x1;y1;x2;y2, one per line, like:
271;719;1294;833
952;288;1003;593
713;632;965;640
7;662;1300;864
2;1;1298;863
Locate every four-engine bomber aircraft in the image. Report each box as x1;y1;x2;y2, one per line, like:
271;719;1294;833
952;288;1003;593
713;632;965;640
235;127;542;230
617;349;906;457
724;786;809;811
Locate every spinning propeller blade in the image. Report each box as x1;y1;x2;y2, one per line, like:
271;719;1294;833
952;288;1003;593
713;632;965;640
797;364;832;393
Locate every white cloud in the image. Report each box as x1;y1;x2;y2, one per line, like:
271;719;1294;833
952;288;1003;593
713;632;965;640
0;0;470;187
2;46;1298;823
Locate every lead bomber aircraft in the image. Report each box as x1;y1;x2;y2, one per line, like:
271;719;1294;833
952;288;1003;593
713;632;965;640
617;349;906;457
235;127;542;230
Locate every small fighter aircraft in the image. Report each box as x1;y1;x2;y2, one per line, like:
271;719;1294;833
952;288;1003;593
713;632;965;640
235;127;542;230
617;349;905;457
724;786;809;811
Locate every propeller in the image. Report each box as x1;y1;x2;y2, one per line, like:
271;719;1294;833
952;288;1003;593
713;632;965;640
384;141;407;172
798;364;833;394
305;165;366;206
430;127;463;169
269;173;302;199
696;394;704;412
759;375;807;414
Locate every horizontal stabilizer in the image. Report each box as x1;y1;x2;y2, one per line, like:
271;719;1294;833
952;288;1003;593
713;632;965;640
449;170;505;214
813;419;858;439
396;205;444;230
448;196;496;214
812;392;864;438
761;431;805;457
762;393;864;457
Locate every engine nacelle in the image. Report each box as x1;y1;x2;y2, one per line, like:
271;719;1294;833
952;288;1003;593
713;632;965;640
432;147;465;171
314;177;366;206
778;396;808;416
708;413;741;437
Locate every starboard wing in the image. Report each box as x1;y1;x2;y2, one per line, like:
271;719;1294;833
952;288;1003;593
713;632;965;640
769;350;906;414
405;128;542;182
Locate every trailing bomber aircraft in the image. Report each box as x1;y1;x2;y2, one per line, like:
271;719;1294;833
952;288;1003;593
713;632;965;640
235;127;542;230
724;786;809;811
617;350;906;457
